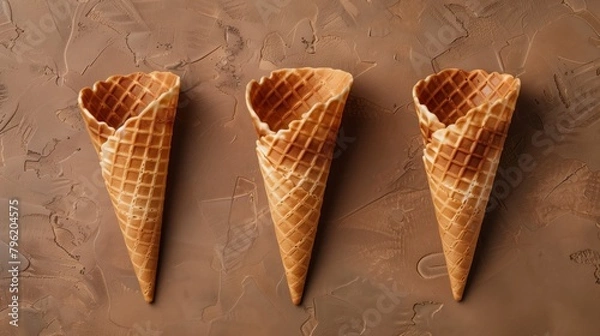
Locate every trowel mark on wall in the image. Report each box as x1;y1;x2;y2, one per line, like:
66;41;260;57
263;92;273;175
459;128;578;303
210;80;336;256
538;162;600;222
330;277;409;335
206;276;286;334
255;0;292;26
129;320;163;336
299;306;317;336
220;0;249;20
569;249;600;284
564;0;600;40
320;0;399;37
44;193;100;268
345;95;393;120
87;0;150;35
291;18;316;54
259;32;286;66
3;115;34;154
55;104;85;131
584;172;600;210
462;0;500;17
398;301;443;336
0;135;4;165
563;0;587;12
215;24;248;95
186;0;220;20
416;252;447;279
25;136;82;178
330;278;444;335
556;57;600;127
223;25;244;57
498;34;533;75
553;73;570;109
0;102;17;137
0;0;12;23
0;83;7;108
44;185;101;248
570;249;600;264
408;2;469;77
573;171;600;220
335;190;427;280
86;0;151;67
183;20;218;59
220;177;259;272
340;0;360;23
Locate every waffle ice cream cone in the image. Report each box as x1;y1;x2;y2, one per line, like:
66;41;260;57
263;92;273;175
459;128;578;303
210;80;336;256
246;68;353;305
78;71;180;303
413;69;520;301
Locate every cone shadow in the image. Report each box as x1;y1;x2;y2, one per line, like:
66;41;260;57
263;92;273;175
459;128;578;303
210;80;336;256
465;84;537;301
153;88;201;303
303;87;368;303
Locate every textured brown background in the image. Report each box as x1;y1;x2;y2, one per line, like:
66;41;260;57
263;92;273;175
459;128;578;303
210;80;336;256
1;0;600;335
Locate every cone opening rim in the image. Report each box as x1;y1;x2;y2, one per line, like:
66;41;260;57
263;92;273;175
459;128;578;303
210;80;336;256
413;68;521;143
78;71;181;132
77;71;180;304
413;69;520;121
246;67;353;139
415;70;521;302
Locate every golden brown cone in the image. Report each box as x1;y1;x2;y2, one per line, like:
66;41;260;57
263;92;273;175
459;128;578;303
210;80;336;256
413;68;520;301
246;68;353;305
78;71;180;303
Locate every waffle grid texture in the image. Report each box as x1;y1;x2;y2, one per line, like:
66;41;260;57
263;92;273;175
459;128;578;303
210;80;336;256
247;68;353;305
413;68;520;301
78;71;180;303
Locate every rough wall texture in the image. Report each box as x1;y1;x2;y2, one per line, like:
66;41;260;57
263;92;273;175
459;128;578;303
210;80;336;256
0;0;599;335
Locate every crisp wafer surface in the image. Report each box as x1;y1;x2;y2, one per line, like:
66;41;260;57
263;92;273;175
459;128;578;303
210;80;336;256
79;71;180;303
247;68;353;304
413;69;520;301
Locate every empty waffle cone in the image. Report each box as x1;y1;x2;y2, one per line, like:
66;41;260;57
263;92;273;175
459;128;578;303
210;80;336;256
413;68;520;301
246;68;353;305
78;71;180;303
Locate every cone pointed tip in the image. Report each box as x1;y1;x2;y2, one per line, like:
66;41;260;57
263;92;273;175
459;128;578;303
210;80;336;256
142;289;154;303
140;283;156;303
289;287;304;305
451;287;464;302
290;291;303;305
143;291;155;303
